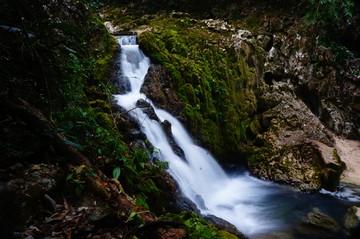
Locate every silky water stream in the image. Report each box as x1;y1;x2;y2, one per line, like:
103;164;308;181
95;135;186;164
113;36;360;239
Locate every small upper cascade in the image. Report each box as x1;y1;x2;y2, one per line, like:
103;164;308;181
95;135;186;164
116;36;150;107
118;35;137;45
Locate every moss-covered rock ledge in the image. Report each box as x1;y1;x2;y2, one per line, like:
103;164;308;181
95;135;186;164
135;14;263;161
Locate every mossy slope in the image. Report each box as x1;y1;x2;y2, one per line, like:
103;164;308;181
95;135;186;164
136;15;262;161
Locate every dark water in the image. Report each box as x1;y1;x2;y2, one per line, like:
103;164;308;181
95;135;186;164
228;168;360;239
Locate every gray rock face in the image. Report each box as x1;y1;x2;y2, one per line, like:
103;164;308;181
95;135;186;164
228;15;359;191
262;19;360;139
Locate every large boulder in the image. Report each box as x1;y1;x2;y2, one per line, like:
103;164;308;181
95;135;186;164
263;18;360;139
230;15;359;191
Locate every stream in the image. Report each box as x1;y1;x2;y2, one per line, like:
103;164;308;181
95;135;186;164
113;35;360;239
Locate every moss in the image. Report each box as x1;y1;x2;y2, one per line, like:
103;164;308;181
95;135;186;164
95;112;114;129
219;230;241;239
202;119;222;156
160;211;239;238
248;116;261;137
332;148;341;164
247;146;278;166
137;15;262;161
90;99;112;114
319;148;346;191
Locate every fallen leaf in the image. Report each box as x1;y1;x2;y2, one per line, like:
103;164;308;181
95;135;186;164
45;213;67;223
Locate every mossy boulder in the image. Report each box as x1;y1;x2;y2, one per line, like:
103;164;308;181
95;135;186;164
134;14;264;161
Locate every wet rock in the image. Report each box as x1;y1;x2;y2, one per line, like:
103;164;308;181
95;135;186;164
344;206;360;230
174;195;201;215
231;29;254;45
161;120;186;160
154;170;201;215
112;103;147;141
306;208;340;231
203;215;247;239
104;21;116;34
103;21;137;35
147;168;190;214
136;99;160;121
170;11;191;19
250;142;325;191
7;163;59;196
194;194;207;210
230;29;263;89
141;65;185;121
111;48;132;95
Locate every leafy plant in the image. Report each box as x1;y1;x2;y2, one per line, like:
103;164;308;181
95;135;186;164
126;211;141;223
301;0;355;62
302;0;354;27
317;32;355;63
112;167;121;180
161;212;223;239
78;0;105;10
66;165;97;195
352;69;360;76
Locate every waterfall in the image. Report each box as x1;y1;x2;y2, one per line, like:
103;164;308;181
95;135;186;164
113;36;355;238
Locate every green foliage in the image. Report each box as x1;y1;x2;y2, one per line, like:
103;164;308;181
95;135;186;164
161;212;223;239
301;0;355;62
78;0;105;10
302;0;354;27
112;167;121;179
66;166;97;195
352;69;360;76
332;148;341;163
153;159;169;170
0;0;198;232
126;211;142;224
317;33;355;63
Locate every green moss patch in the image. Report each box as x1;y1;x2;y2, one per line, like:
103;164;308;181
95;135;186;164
135;15;261;161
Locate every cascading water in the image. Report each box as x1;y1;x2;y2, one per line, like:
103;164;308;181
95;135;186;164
114;36;359;238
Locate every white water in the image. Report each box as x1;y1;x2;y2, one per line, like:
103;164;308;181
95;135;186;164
113;36;355;238
320;183;360;202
